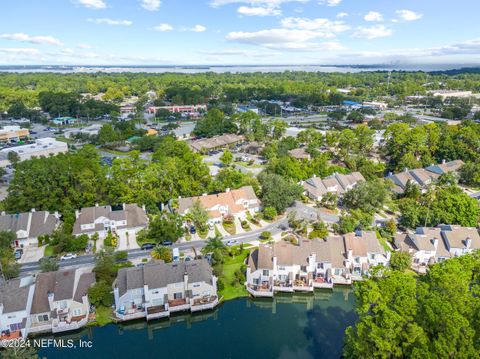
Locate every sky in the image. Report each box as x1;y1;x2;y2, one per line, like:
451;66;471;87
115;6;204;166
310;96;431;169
0;0;479;66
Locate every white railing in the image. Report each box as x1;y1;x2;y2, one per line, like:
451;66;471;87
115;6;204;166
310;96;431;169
52;316;88;333
116;310;147;321
190;298;219;312
28;323;53;334
247;286;274;297
169;303;191;313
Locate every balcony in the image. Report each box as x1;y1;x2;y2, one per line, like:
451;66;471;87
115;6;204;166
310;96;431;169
273;280;294;293
168;298;190;313
146;304;170;320
0;330;23;346
52;316;88;334
292;279;313;292
313;276;334;289
116;306;147;321
29;322;53;334
246;284;274;297
191;296;219;312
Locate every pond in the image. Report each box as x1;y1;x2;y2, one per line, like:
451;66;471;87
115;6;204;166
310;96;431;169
39;288;356;359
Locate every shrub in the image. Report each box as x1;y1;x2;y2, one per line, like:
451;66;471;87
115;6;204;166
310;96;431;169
260;231;271;240
217;278;225;291
263;206;277;220
88;281;113;307
114;251;128;262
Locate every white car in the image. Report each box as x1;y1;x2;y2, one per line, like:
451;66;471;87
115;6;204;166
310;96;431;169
226;240;239;246
61;253;77;261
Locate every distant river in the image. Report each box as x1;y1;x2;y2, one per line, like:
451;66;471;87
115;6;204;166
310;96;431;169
38;288;356;359
0;64;458;74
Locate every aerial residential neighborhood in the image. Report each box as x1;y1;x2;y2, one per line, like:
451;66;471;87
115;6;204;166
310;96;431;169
1;0;480;357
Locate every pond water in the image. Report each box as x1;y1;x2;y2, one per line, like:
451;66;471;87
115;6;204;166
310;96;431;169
38;288;356;359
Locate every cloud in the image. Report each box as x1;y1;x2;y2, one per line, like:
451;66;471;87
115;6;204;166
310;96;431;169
226;27;344;50
336;12;348;19
281;17;349;33
364;11;383;22
154;23;173;31
199;49;280;57
0;33;63;45
140;0;161;11
238;6;281;16
0;47;41;55
210;0;309;7
76;43;93;49
353;25;392;39
88;18;133;25
77;0;107;9
190;25;207;32
318;0;342;7
396;9;423;22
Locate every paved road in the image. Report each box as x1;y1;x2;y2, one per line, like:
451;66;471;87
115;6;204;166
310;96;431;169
20;217;289;274
289;201;340;223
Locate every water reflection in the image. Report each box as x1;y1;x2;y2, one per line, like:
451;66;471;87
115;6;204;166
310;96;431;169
39;288;356;359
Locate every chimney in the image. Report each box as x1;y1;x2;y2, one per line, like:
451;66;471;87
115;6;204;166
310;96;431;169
465;238;472;249
348;249;353;259
75;210;80;218
31;208;35;213
54;211;59;218
442;159;446;164
225;188;230;193
202;193;207;196
1;211;5;216
122;203;126;210
95;203;99;207
404;167;409;173
313;174;316;178
432;238;438;249
388;172;393;177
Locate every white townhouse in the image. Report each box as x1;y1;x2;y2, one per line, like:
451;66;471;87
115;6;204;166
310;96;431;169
440;225;480;257
246;236;358;297
344;231;390;280
177;186;261;226
29;268;95;334
114;259;218;322
72;203;148;239
301;172;365;202
0;276;35;343
0;210;61;248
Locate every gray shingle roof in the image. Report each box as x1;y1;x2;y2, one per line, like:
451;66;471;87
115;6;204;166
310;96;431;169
0;277;32;313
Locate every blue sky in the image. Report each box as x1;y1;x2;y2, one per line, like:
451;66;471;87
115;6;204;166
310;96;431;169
0;0;479;65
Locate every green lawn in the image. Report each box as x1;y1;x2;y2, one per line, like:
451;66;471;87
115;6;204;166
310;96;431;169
222;222;236;235
43;244;55;257
89;306;114;327
55;136;75;144
219;249;250;301
235;161;263;168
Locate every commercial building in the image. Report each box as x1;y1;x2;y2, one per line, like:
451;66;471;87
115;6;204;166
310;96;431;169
0;137;68;167
0;126;29;145
187;134;245;153
147;104;207;115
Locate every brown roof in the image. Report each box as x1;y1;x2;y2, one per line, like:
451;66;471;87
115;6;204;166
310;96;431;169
31;272;56;314
441;226;480;250
344;233;367;257
188;134;245;152
73;273;96;302
288;148;311;160
0;277;33;313
178;186;259;217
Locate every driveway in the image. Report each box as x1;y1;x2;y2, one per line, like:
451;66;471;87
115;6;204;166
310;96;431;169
118;230;140;251
289;201;340;223
19;245;45;264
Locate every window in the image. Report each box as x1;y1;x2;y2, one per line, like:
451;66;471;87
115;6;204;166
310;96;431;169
59;301;68;310
369;254;375;260
173;292;183;300
253;278;259;285
73;308;82;316
38;314;49;322
262;270;269;276
300;266;307;272
10;323;22;332
193;284;200;288
278;266;285;271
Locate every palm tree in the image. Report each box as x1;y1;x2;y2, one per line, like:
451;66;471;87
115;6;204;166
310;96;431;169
151;246;172;263
202;236;226;254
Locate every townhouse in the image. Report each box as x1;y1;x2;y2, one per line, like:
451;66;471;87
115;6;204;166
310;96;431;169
28;268;95;334
0;209;61;249
386;160;464;194
113;259;218;322
344;231;390;280
0;276;35;343
301;172;365;201
177;186;261;226
187;134;245;153
246;231;388;297
72;203;148;239
394;225;480;273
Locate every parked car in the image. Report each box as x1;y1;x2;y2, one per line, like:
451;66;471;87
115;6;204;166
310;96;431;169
161;241;173;246
189;226;196;234
226;240;239;246
141;243;155;250
14;250;22;260
61;253;77;261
